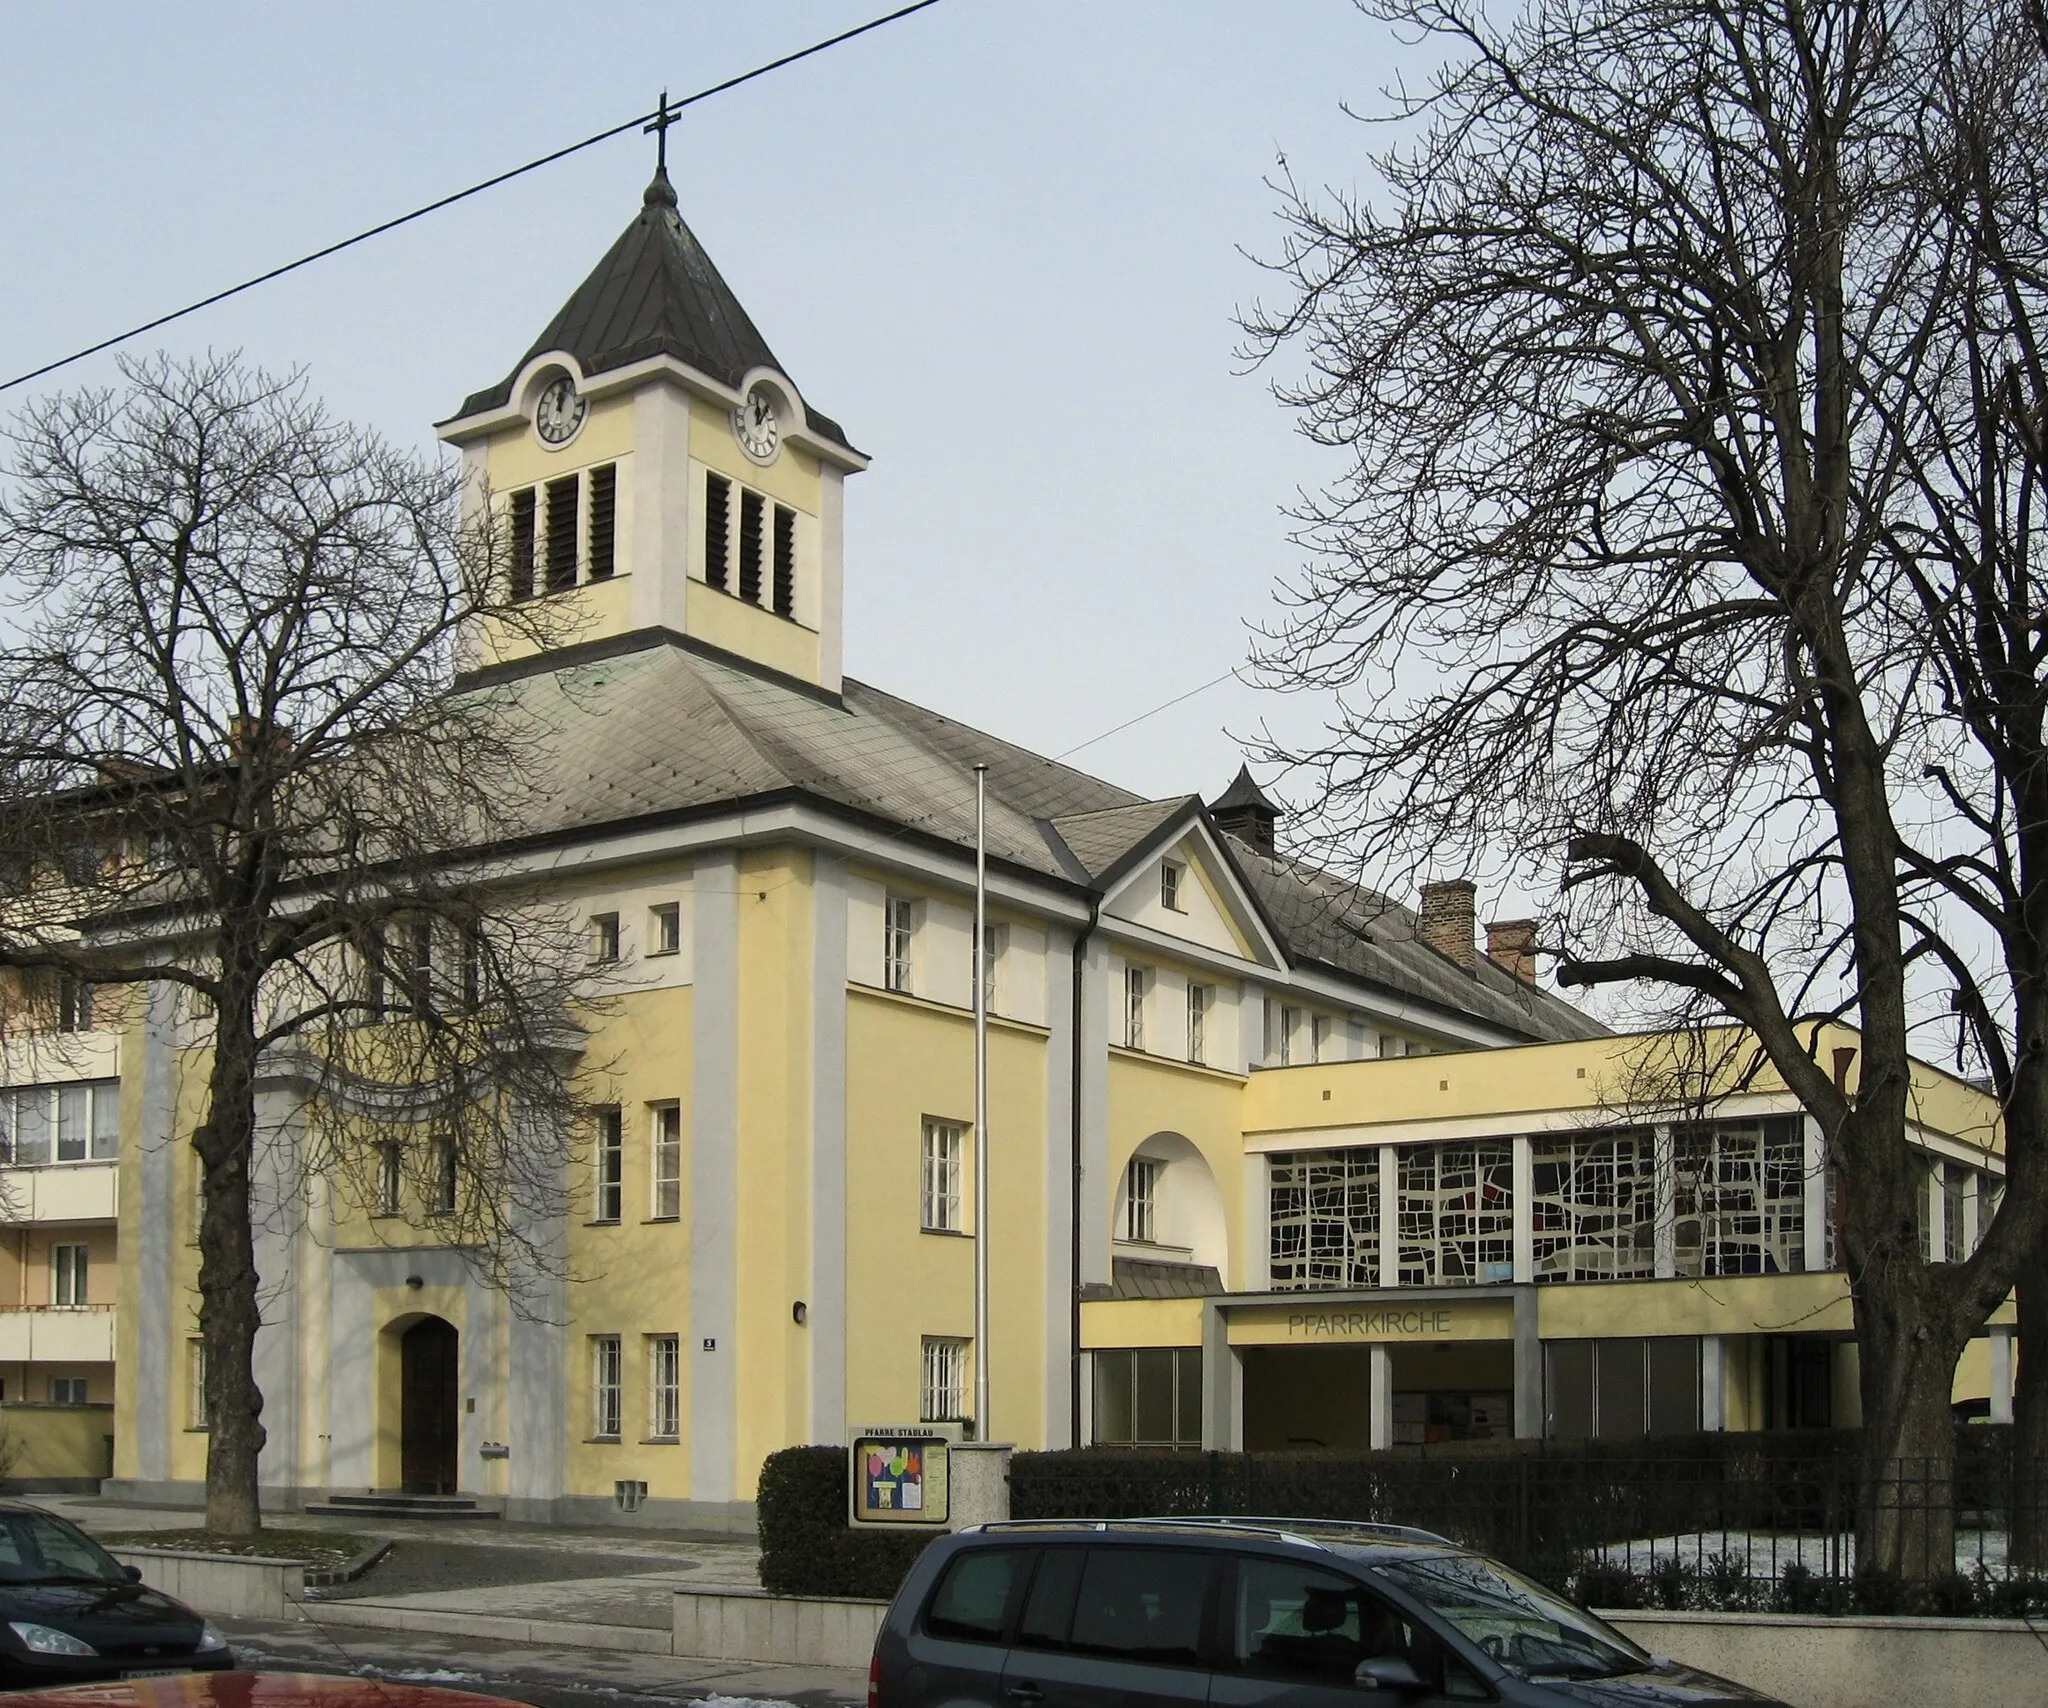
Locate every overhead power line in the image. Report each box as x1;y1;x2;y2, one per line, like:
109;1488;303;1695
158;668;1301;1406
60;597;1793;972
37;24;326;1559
1054;669;1240;762
0;0;947;396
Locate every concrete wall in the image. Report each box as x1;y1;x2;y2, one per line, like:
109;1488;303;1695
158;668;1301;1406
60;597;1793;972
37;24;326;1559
672;1588;885;1669
1604;1610;2048;1708
110;1548;305;1622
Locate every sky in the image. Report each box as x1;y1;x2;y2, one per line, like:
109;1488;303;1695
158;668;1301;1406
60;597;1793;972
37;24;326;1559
0;3;1436;810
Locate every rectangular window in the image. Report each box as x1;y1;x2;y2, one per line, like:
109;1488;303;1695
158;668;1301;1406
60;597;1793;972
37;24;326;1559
586;464;617;579
1269;1148;1379;1289
922;1118;964;1232
52;1243;88;1306
404;916;435;1014
1941;1162;1965;1263
649;902;680;956
1161;862;1184;911
1279;1006;1299;1065
979;923;1006;1014
590;912;621;965
544;474;579;590
431;1141;458;1215
647;1334;680;1439
703;472;731;590
508;487;536;601
459;923;483;1011
1531;1130;1656;1282
362;925;388;1021
89;1083;117;1161
1397;1141;1515;1284
1124;966;1148;1051
594;1107;623;1223
1673;1117;1804;1277
57;977;93;1033
50;1377;88;1407
590;1336;622;1439
651;1103;681;1220
884;895;917;993
187;1339;207;1430
1091;1346;1203;1448
376;1143;403;1216
738;488;765;604
920;1336;968;1423
1310;1015;1330;1064
10;1089;50;1166
1123;1156;1160;1244
1186;983;1208;1065
772;504;796;617
56;1086;88;1162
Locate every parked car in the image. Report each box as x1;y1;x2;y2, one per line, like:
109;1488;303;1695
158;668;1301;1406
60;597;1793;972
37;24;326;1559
0;1673;529;1708
0;1501;233;1689
871;1517;1789;1707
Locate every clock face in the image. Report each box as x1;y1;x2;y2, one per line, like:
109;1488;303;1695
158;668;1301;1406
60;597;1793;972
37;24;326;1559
534;375;587;447
734;385;781;462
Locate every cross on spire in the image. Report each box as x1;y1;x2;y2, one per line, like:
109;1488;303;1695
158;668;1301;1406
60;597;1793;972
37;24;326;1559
644;90;681;173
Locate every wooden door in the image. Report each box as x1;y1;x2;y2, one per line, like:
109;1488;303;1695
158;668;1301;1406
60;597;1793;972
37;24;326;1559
400;1316;459;1494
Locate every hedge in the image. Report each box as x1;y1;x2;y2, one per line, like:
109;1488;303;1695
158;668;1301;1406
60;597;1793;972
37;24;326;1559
756;1444;939;1599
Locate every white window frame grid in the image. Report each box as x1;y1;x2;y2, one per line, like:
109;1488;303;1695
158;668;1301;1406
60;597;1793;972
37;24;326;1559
884;896;918;993
1530;1132;1657;1282
1280;1006;1300;1065
1161;862;1185;912
650;902;681;957
1269;1148;1379;1289
650;1103;682;1219
594;1108;624;1223
51;1242;88;1307
980;923;1007;1015
590;912;621;965
921;1336;968;1423
647;1334;680;1440
187;1338;208;1430
1123;1155;1161;1244
591;1335;623;1439
1124;966;1148;1051
1397;1141;1515;1285
1186;983;1208;1065
376;1143;403;1216
0;1081;120;1167
921;1118;965;1233
430;1141;458;1214
1940;1162;1965;1263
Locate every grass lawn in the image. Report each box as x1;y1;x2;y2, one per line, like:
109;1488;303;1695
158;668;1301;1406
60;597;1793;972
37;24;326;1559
94;1529;372;1572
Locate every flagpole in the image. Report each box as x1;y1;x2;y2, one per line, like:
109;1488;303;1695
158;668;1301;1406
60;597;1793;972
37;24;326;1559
972;762;991;1439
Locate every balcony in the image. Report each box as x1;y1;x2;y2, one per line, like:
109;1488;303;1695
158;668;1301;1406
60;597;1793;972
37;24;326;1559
0;1163;117;1223
0;1306;114;1362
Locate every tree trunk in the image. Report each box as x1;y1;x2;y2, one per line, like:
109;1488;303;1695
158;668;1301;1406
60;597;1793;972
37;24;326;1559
195;983;267;1536
1854;1281;1964;1582
2013;1249;2048;1572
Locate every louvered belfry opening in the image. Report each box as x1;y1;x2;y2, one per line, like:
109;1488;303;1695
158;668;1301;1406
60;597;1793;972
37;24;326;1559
508;488;537;601
738;488;765;605
544;476;579;591
587;464;617;580
772;504;796;617
704;471;731;590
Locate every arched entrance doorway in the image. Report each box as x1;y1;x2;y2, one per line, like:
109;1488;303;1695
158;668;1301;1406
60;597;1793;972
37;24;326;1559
399;1316;459;1494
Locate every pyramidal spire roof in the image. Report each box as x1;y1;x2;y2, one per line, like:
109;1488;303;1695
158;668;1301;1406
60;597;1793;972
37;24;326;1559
1210;764;1282;817
455;167;851;449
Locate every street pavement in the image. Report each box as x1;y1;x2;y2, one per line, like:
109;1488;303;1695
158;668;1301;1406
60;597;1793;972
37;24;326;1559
42;1493;865;1708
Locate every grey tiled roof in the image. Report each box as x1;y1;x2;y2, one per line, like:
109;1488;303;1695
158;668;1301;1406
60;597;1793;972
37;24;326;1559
455;171;851;451
481;634;1600;1042
1110;1256;1224;1299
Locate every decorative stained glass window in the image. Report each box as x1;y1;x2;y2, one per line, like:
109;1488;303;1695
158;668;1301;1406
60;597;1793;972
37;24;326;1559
1530;1130;1656;1282
1397;1142;1513;1284
1269;1148;1378;1289
1672;1117;1804;1276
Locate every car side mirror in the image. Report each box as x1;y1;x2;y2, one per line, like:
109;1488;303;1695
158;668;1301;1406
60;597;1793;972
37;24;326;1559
122;1566;142;1582
1354;1656;1425;1693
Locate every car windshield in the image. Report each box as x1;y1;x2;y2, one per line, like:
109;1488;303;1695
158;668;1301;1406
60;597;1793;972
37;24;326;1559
1369;1552;1649;1681
0;1512;126;1585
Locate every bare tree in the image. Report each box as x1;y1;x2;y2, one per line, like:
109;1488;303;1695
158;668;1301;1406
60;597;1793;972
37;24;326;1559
1243;0;2048;1577
0;355;593;1534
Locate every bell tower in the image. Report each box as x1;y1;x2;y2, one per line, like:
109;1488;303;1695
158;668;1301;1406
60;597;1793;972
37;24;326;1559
438;161;866;690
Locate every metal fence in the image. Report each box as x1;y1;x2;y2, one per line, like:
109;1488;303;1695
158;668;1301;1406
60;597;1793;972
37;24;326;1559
1008;1434;2047;1611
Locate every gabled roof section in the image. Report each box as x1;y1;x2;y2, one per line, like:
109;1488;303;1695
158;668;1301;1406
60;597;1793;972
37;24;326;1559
455;169;851;451
1225;834;1606;1044
1050;798;1197;884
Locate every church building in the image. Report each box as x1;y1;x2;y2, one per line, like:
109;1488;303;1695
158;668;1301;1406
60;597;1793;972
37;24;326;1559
81;168;2009;1524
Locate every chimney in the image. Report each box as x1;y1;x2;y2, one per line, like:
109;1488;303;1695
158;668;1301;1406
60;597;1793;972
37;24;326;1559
1417;879;1479;971
1485;919;1539;982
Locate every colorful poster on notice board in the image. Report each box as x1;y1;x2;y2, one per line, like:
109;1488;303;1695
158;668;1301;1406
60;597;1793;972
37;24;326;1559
850;1433;949;1526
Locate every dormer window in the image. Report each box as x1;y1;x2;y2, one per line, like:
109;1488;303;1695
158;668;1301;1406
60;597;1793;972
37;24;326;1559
703;469;799;620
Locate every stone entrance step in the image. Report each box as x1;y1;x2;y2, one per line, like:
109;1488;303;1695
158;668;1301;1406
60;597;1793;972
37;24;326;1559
304;1492;504;1520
